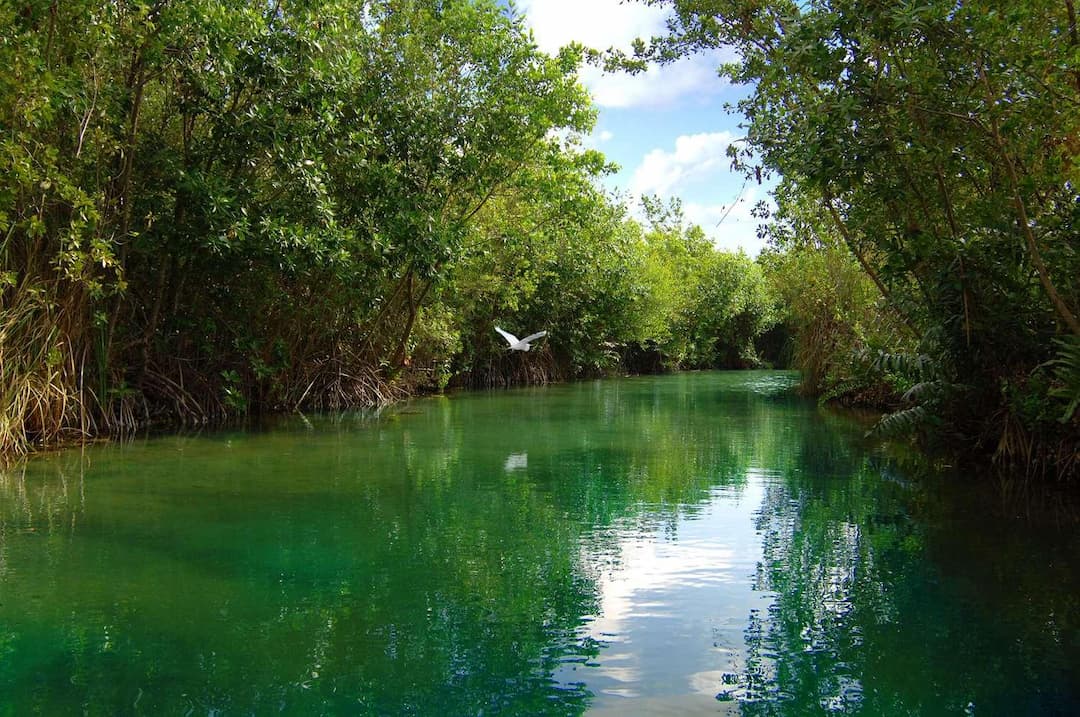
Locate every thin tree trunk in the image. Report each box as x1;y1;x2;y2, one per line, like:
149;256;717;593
391;274;438;370
821;189;920;337
1067;0;1080;93
979;65;1080;335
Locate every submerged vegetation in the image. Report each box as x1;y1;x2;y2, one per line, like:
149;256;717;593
2;0;1078;479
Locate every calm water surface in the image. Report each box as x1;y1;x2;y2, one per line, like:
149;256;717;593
0;371;1077;715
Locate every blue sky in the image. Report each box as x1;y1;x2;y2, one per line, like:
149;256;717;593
517;0;773;255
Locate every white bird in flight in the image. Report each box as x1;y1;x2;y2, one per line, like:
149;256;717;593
495;326;547;352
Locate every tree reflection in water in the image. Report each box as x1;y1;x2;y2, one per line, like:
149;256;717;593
0;373;1076;715
733;447;1079;716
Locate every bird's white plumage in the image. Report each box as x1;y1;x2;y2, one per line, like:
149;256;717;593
519;331;547;344
494;326;519;345
495;326;547;351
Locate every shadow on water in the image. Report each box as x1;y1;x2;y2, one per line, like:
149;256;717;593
0;371;1076;715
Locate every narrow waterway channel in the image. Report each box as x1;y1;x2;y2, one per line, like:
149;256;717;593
0;371;1076;714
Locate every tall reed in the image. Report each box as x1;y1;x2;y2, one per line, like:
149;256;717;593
0;280;88;455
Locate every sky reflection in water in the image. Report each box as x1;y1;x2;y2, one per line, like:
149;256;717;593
0;371;1077;715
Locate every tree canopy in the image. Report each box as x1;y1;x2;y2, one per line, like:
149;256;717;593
628;0;1080;477
1;0;779;455
6;0;1073;477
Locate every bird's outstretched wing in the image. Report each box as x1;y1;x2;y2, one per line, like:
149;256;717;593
494;326;519;346
520;331;547;344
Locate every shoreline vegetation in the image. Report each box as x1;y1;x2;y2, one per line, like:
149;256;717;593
2;1;1077;480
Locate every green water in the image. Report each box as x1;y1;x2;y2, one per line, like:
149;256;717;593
0;372;1077;715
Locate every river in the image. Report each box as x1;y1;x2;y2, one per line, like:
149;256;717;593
0;371;1076;714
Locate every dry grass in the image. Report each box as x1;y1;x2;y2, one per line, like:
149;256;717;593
0;281;88;456
285;346;406;411
1;280;411;459
457;347;561;389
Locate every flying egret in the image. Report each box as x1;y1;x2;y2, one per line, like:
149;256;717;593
495;326;547;352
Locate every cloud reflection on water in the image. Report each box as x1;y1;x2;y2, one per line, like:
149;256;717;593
560;473;772;709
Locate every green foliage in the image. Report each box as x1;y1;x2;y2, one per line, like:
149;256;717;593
636;0;1080;477
864;349;965;440
632;199;780;371
408;304;463;391
1;0;788;453
0;279;82;454
220;370;247;414
762;239;904;401
1049;336;1080;423
0;0;594;447
445;165;652;383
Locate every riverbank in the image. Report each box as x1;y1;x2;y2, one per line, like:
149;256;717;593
0;355;621;460
5;360;1077;486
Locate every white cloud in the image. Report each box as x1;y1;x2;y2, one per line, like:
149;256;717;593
518;0;731;108
684;194;770;256
622;192;770;256
518;3;762;252
629;131;736;197
546;126;614;151
578;55;728;108
579;128;615;149
624;131;774;254
518;0;667;56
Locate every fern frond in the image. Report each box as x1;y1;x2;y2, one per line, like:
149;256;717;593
901;380;942;403
871;350;935;379
868;405;928;439
819;378;860;404
1048;336;1080;422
